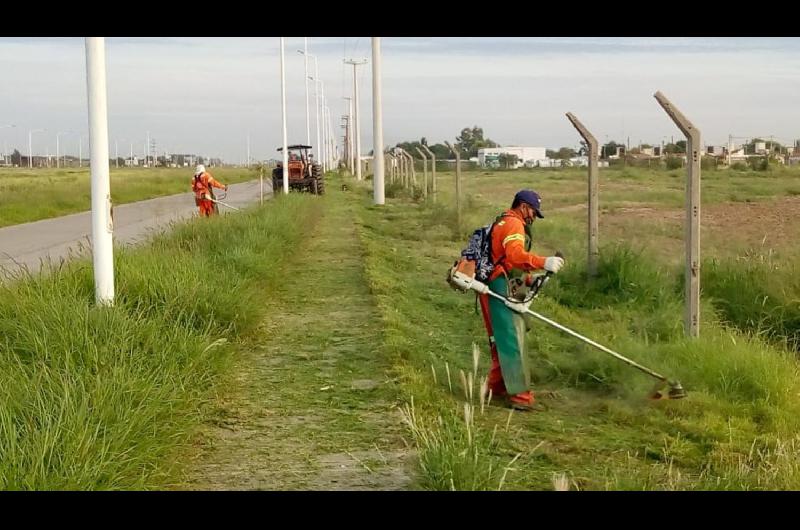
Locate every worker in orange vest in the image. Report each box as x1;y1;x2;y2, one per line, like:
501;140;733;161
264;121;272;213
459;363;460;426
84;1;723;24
479;190;565;410
191;164;228;217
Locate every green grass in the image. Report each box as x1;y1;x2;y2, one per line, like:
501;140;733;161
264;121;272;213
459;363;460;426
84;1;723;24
0;167;259;227
703;252;800;351
0;193;315;489
352;179;800;490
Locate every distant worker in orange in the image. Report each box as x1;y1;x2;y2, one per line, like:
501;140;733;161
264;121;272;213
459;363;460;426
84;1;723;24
191;164;228;217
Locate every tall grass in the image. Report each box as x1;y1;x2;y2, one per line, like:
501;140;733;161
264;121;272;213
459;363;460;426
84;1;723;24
703;252;800;351
0;194;315;489
355;185;800;490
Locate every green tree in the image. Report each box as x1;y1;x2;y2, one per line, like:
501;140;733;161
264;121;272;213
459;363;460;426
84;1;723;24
601;141;623;158
455;125;498;157
497;153;520;169
547;147;577;160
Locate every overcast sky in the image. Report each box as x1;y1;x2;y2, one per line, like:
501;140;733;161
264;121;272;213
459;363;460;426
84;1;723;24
2;37;799;162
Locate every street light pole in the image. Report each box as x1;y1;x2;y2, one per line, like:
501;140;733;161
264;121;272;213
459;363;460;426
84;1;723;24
280;37;289;194
0;125;15;166
344;58;368;180
85;37;114;306
303;38;310;145
320;81;327;172
29;128;45;169
371;37;385;205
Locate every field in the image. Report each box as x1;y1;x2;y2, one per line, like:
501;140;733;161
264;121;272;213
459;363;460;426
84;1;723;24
2;163;800;490
354;163;800;490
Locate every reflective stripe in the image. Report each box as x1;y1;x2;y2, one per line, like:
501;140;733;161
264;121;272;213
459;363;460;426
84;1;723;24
502;233;524;247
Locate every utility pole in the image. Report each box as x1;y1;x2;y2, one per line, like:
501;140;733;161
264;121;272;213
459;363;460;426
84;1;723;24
345;58;368;181
29;128;45;169
246;132;250;168
343;96;353;173
303;37;311;146
340;112;350;173
85;37;114;306
320;83;327;172
727;134;732;166
280;37;289;194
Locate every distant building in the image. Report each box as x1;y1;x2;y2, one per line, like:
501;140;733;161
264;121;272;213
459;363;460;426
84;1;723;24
478;146;547;168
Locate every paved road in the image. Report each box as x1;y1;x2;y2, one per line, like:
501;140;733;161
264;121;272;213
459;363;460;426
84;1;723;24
0;180;270;274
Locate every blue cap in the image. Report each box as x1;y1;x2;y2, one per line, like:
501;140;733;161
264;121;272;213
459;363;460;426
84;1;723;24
514;190;544;218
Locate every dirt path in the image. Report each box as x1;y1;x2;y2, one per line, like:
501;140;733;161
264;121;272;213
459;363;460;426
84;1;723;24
179;188;414;490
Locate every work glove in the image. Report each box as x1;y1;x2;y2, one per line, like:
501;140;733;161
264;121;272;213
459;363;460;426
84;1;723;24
544;256;565;274
225;185;229;191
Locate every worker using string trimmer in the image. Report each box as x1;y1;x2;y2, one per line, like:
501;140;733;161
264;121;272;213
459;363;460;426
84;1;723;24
470;190;565;411
449;190;687;407
192;164;228;217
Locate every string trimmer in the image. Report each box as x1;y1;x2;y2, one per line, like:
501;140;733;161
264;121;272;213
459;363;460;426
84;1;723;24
206;190;242;212
448;257;687;400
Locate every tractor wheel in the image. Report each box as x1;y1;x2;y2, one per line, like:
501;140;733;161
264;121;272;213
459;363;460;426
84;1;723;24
311;164;322;177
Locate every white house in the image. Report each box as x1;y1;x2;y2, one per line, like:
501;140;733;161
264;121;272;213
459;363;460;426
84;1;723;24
478;146;547;168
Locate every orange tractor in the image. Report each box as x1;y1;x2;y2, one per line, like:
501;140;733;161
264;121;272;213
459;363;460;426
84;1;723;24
272;144;324;195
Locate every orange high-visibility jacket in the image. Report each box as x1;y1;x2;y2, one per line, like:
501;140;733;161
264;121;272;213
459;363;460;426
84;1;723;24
489;209;547;281
192;172;225;199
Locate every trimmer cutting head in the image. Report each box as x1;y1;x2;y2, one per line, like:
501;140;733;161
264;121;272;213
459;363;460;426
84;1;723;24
649;380;687;400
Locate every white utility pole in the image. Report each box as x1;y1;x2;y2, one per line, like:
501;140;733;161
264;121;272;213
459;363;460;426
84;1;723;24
85;37;114;306
246;132;250;168
29;128;45;168
303;38;311;145
325;106;336;169
305;54;321;166
345;58;368;180
320;83;327;172
1;124;15;166
280;37;289;194
371;37;385;204
343;96;353;172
